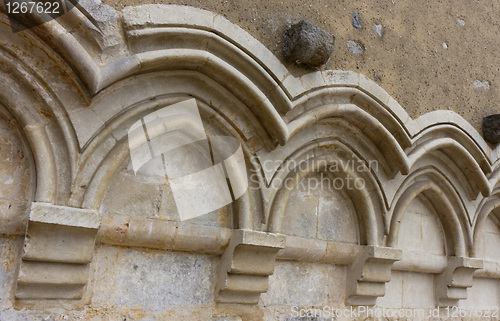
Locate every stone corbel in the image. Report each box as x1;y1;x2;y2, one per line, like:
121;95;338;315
435;256;483;306
346;246;402;306
15;202;101;300
216;229;285;304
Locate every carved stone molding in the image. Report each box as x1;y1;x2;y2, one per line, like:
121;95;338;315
216;229;285;304
0;1;499;315
15;203;101;300
346;246;402;306
435;256;483;306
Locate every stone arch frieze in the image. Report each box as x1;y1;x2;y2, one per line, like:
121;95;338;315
1;1;499;309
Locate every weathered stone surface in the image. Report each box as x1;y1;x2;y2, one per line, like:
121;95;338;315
15;203;101;300
216;230;285;304
261;261;342;306
398;196;446;255
283;20;335;68
0;2;499;320
346;246;402;306
91;246;216;310
0;236;23;309
435;256;483;306
482;114;500;144
347;40;364;55
352;10;362;29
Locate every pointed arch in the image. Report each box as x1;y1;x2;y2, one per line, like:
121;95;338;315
387;168;471;256
266;140;385;245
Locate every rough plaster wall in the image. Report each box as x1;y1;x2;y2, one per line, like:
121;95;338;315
103;0;500;136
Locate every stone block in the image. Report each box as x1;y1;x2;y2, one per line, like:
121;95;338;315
261;261;334;306
23;222;97;263
376;270;403;308
402;272;435;308
91;246;216;309
283;20;335;69
0;236;23;308
317;194;358;244
482;114;500;144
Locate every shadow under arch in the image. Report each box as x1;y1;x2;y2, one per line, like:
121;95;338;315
266;140;385;246
387;169;470;257
471;189;500;258
73;97;258;230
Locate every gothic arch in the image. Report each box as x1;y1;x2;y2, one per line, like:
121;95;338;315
1;1;499;308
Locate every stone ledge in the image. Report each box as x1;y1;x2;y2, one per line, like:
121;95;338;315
346;246;402;306
216;229;285;304
436;256;484;306
15;203;101;301
30;202;100;229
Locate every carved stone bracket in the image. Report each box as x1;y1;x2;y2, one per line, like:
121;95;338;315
346;246;402;306
435;256;483;306
15;202;101;300
216;229;285;304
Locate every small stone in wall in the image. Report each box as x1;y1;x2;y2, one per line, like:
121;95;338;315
283;20;335;69
347;40;364;55
473;80;490;90
374;23;383;37
482;115;500;144
352;10;362;29
457;18;465;27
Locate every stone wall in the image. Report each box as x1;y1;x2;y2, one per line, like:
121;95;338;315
0;2;499;320
103;0;500;134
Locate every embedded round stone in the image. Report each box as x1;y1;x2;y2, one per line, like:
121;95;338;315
283;20;335;69
482;114;500;144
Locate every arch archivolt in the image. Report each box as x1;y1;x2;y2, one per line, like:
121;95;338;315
1;1;499;306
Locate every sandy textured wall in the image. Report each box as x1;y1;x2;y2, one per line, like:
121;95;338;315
104;0;500;135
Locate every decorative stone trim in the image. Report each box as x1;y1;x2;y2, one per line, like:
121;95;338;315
346;246;402;306
15;203;101;300
216;229;285;304
0;2;499;314
435;256;483;306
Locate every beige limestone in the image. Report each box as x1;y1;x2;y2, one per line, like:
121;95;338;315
0;2;498;320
